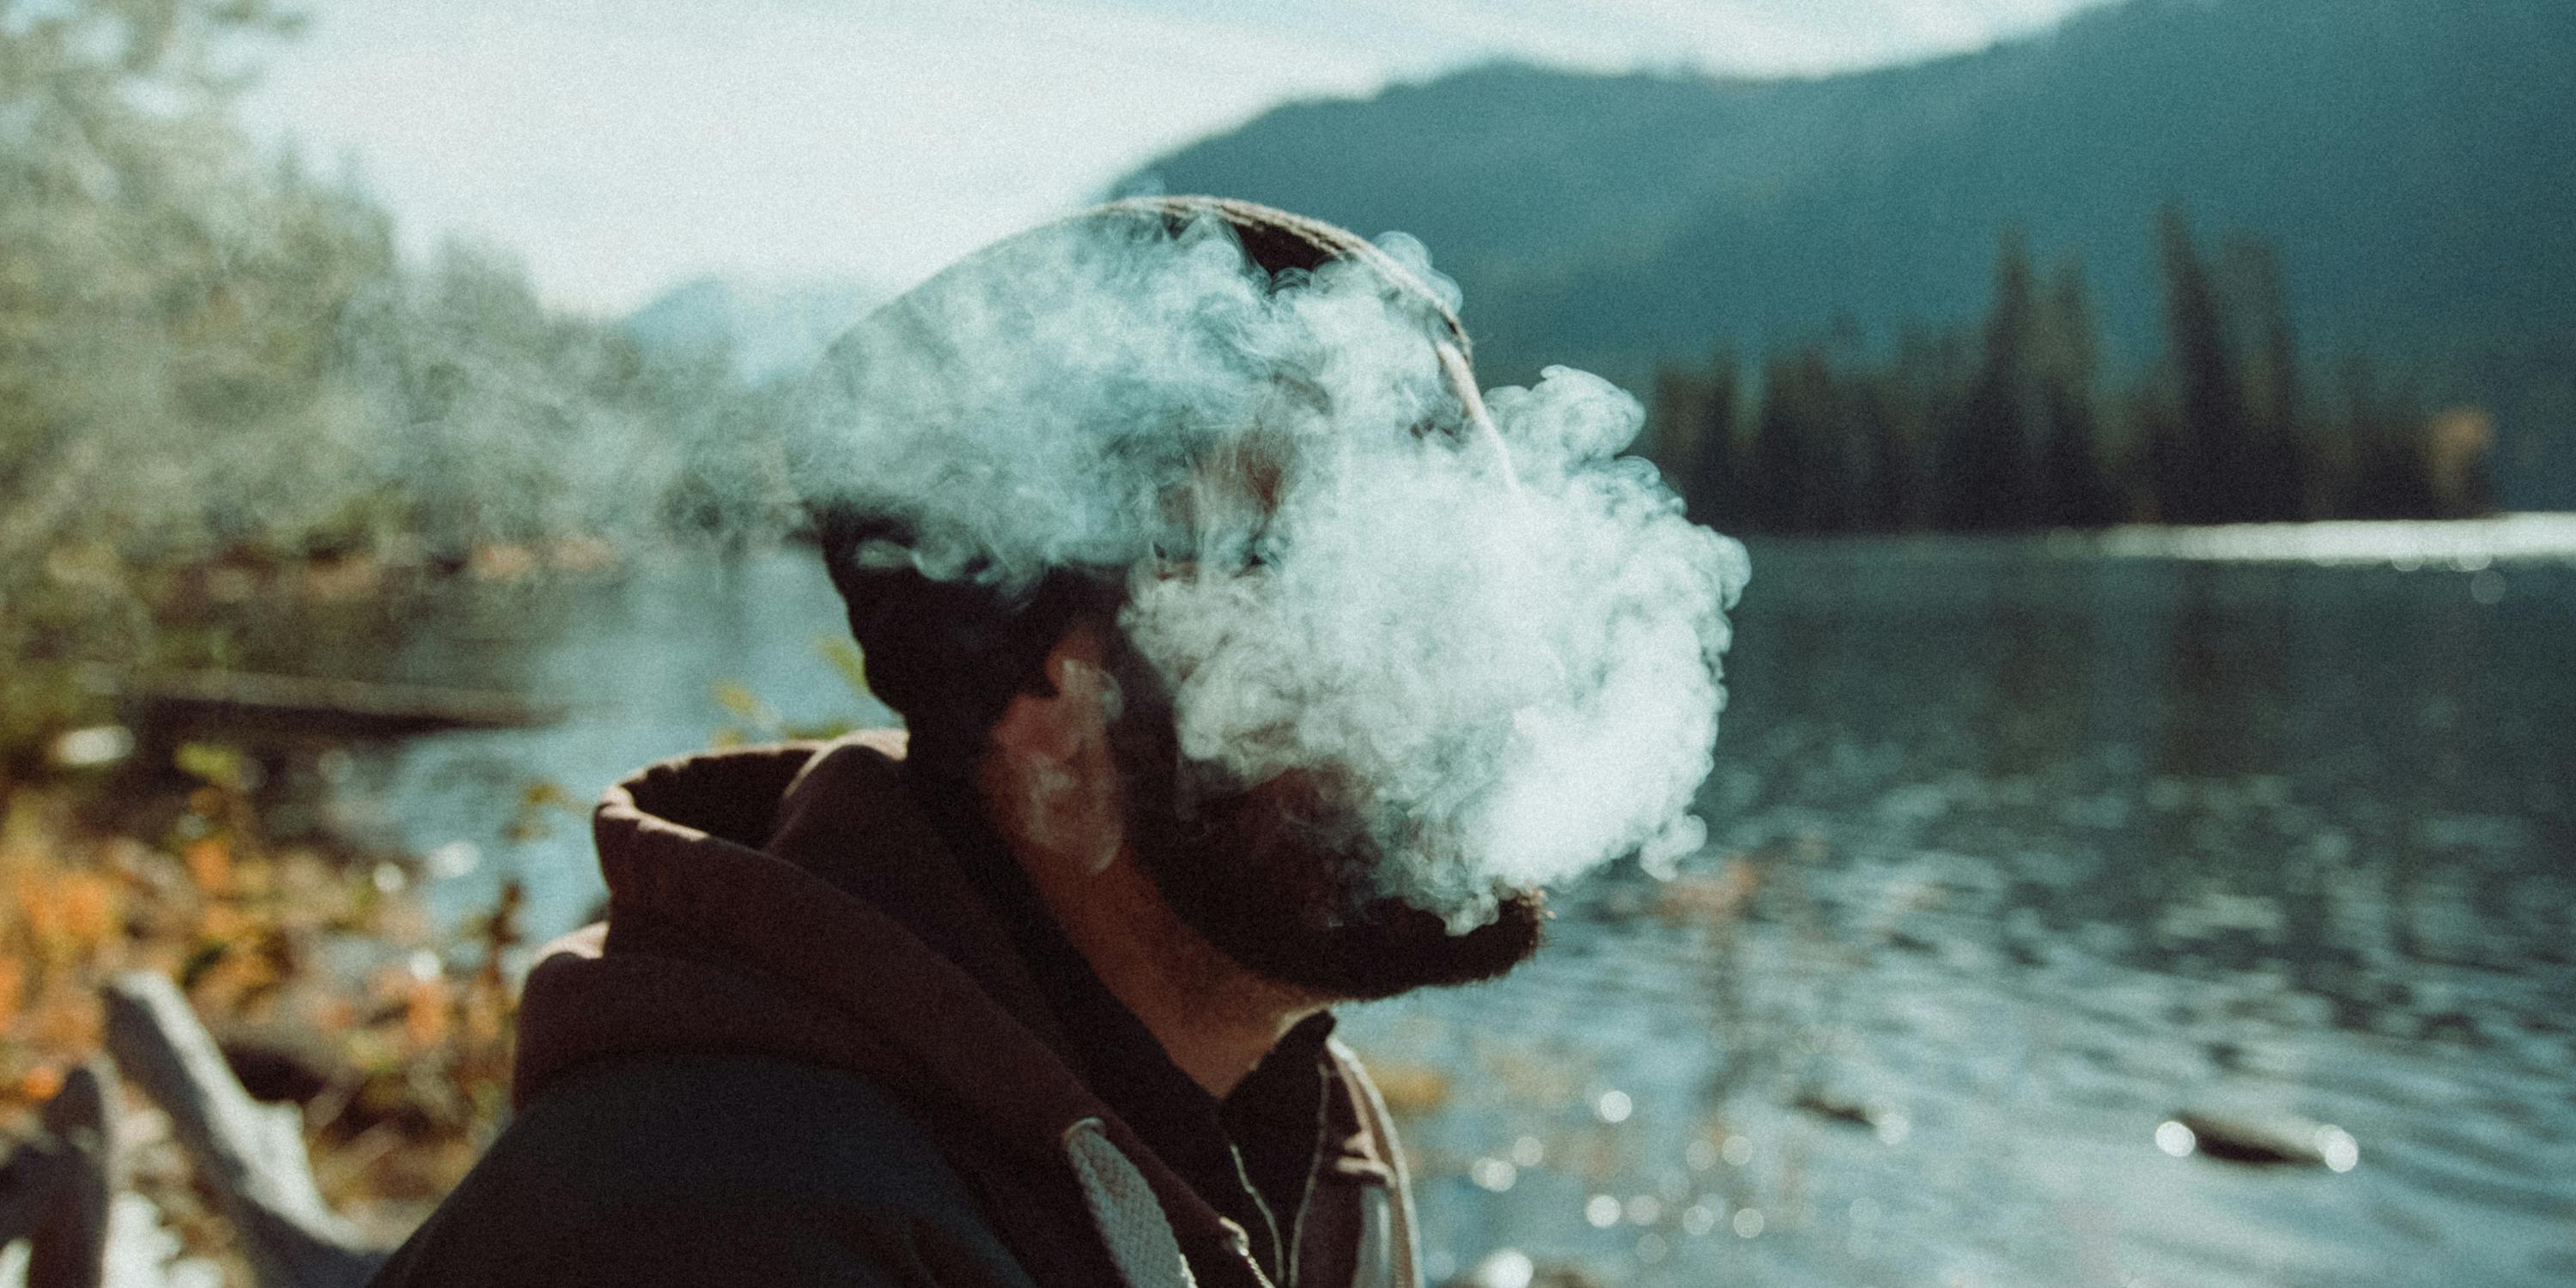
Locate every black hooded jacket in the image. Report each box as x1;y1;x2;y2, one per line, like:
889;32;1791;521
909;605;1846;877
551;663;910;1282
367;732;1422;1288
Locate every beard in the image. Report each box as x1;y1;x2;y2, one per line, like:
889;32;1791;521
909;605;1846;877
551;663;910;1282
1097;631;1546;1002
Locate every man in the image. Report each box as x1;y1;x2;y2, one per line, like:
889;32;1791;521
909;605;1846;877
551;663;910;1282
372;197;1742;1288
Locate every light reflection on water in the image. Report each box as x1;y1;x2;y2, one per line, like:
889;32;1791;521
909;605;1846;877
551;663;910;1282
342;530;2574;1288
1342;537;2576;1288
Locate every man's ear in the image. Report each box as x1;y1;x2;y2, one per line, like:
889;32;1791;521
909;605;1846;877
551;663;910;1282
988;622;1113;769
985;621;1127;878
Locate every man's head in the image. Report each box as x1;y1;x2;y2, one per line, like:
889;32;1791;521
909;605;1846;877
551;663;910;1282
800;197;1745;1004
970;612;1548;1004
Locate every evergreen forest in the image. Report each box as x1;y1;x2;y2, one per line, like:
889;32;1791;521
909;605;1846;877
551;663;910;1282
1649;211;2493;535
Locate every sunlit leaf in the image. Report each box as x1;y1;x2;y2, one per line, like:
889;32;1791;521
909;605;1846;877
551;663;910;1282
817;637;872;699
174;742;248;791
711;681;771;720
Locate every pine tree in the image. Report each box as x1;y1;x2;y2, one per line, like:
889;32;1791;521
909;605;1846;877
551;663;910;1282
2226;236;2308;520
1648;355;1744;526
1935;228;2039;530
1686;350;1745;527
1880;324;1965;532
1847;369;1911;532
2154;205;2252;523
2337;355;2439;519
1649;364;1706;507
2034;258;2121;527
1751;349;1833;532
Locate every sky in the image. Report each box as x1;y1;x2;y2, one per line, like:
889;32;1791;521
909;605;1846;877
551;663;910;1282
239;0;2111;315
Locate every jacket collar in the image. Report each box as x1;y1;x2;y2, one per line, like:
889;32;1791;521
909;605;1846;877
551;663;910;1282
512;733;1401;1287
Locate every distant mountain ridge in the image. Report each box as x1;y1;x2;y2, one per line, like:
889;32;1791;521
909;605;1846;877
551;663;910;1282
1117;0;2576;507
624;276;882;381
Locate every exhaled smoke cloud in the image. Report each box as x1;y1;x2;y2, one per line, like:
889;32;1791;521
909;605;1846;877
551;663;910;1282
796;204;1749;927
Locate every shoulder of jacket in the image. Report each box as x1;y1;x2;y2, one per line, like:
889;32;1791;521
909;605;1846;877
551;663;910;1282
1320;1035;1425;1288
372;1054;1037;1288
515;1052;962;1203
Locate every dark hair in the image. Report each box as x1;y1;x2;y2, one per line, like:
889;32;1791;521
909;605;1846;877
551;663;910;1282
811;508;1121;779
805;197;1467;780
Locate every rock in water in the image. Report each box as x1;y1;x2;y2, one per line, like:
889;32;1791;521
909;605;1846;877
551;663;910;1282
1443;1249;1605;1288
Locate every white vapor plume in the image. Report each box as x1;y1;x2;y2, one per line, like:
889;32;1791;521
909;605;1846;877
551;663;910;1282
796;204;1749;927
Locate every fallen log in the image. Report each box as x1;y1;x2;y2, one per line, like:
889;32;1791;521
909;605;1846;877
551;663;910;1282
102;974;386;1288
130;670;566;741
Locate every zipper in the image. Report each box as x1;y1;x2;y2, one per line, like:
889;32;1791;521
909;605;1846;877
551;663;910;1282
1226;1139;1287;1282
1282;1060;1334;1288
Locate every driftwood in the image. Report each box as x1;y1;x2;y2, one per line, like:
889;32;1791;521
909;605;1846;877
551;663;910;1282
0;1063;117;1288
102;974;386;1288
131;670;565;741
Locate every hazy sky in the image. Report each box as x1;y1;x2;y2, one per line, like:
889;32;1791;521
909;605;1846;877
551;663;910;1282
240;0;2110;314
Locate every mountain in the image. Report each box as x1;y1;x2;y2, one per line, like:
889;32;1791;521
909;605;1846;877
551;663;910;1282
1118;0;2576;508
624;276;883;381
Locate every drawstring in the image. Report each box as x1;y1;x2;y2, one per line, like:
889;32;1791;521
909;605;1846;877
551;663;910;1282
1063;1117;1207;1288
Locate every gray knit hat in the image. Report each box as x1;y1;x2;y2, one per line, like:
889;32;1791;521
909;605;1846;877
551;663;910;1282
799;197;1492;770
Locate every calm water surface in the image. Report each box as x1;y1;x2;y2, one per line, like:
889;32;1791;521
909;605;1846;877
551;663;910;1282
353;529;2576;1288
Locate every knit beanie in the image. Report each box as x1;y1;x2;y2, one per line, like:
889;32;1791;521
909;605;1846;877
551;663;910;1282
799;197;1481;775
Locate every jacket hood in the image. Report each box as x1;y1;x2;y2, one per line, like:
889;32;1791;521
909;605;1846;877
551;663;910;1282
510;732;1413;1288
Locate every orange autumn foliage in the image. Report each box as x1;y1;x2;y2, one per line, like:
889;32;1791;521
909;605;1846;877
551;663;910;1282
0;769;524;1255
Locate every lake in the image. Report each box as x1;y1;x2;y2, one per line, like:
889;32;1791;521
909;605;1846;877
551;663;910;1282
346;520;2576;1288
